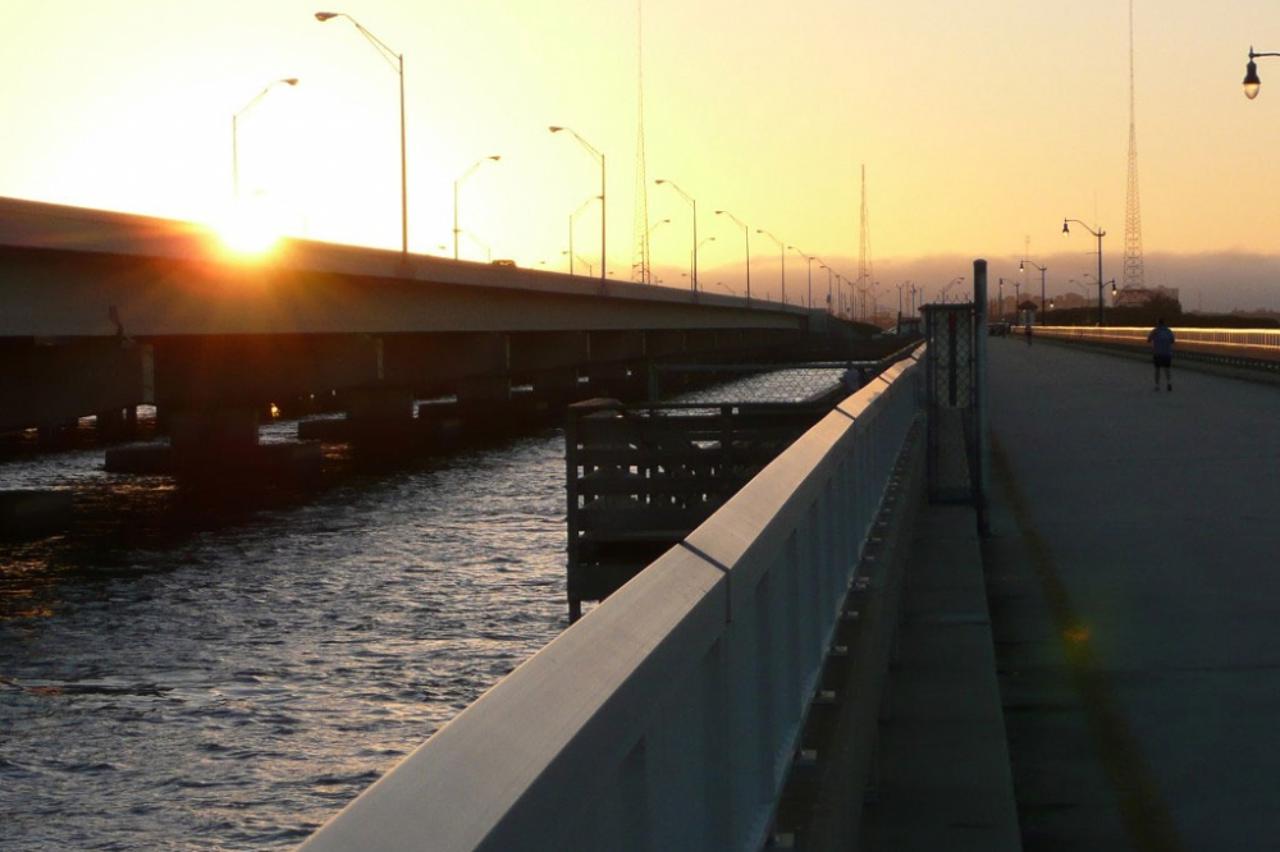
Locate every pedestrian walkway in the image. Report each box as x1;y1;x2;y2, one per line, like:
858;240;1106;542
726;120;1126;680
984;338;1280;849
858;501;1021;851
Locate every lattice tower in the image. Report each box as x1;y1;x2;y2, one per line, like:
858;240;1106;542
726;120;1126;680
1123;0;1145;290
630;0;651;283
858;165;871;320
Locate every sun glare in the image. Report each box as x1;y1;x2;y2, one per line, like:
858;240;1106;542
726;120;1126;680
216;201;283;258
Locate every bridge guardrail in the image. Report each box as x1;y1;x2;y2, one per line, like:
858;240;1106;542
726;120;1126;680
301;344;926;852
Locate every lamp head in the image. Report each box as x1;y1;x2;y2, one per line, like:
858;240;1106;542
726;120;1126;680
1018;260;1025;272
314;11;339;21
1244;58;1262;99
1062;219;1070;235
488;155;501;162
655;179;667;185
283;78;299;86
548;126;564;133
715;209;725;215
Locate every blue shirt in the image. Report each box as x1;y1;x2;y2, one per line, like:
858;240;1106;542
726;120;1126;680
1148;325;1175;357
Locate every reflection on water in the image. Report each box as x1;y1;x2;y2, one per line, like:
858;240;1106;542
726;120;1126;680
0;422;569;850
0;367;848;849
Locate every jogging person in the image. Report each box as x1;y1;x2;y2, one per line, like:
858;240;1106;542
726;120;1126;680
1147;317;1175;391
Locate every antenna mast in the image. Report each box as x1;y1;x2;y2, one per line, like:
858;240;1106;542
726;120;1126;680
857;165;871;321
630;0;651;283
1123;0;1145;291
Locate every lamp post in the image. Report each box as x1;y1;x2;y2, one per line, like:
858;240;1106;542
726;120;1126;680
656;179;697;292
644;218;670;283
756;230;786;304
1019;258;1047;323
787;246;814;310
550;127;605;282
232;78;298;203
939;276;965;303
997;277;1005;320
1243;47;1280;99
453;155;500;260
695;235;717;282
1063;218;1107;325
817;262;834;316
315;12;406;256
562;251;592;277
715;210;751;303
568;196;599;276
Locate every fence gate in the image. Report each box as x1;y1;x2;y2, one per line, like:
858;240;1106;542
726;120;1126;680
922;303;977;503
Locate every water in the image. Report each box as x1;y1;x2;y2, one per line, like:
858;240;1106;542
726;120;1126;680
0;368;849;850
1;421;569;850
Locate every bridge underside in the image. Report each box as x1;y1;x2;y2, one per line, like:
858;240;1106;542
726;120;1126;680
0;195;888;434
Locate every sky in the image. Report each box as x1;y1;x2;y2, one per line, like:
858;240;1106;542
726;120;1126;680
2;0;1278;310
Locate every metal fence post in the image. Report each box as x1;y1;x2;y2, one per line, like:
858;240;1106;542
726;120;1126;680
972;258;989;534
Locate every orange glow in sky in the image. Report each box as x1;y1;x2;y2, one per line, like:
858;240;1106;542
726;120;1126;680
3;1;1279;306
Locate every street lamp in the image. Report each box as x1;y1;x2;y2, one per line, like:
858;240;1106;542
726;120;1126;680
315;11;407;255
695;235;716;278
656;179;697;292
562;250;593;277
817;262;834;316
644;218;671;283
568;195;599;276
1063;218;1107;324
939;275;965;303
715;209;752;303
1019;257;1048;323
1243;47;1280;99
551;127;606;282
787;246;814;310
232;78;298;203
453;155;500;260
756;229;786;304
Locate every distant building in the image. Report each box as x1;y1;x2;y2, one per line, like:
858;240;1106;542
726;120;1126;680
1113;285;1180;308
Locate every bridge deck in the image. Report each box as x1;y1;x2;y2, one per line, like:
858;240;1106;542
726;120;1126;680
986;337;1280;848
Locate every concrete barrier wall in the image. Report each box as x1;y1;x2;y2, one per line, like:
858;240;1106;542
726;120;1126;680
300;346;926;852
1035;324;1280;356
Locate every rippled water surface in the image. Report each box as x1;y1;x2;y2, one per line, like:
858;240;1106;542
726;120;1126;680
0;367;851;850
1;423;569;850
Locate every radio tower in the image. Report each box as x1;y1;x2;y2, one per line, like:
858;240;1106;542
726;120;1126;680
857;165;871;321
630;0;651;283
1123;0;1145;291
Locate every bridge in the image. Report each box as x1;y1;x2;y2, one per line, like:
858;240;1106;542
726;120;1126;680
7;213;1278;847
296;290;1280;849
0;194;896;478
2;196;878;465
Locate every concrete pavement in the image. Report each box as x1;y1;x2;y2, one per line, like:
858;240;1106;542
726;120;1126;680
984;337;1280;850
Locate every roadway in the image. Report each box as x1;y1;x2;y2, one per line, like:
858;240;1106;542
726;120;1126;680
985;337;1280;850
